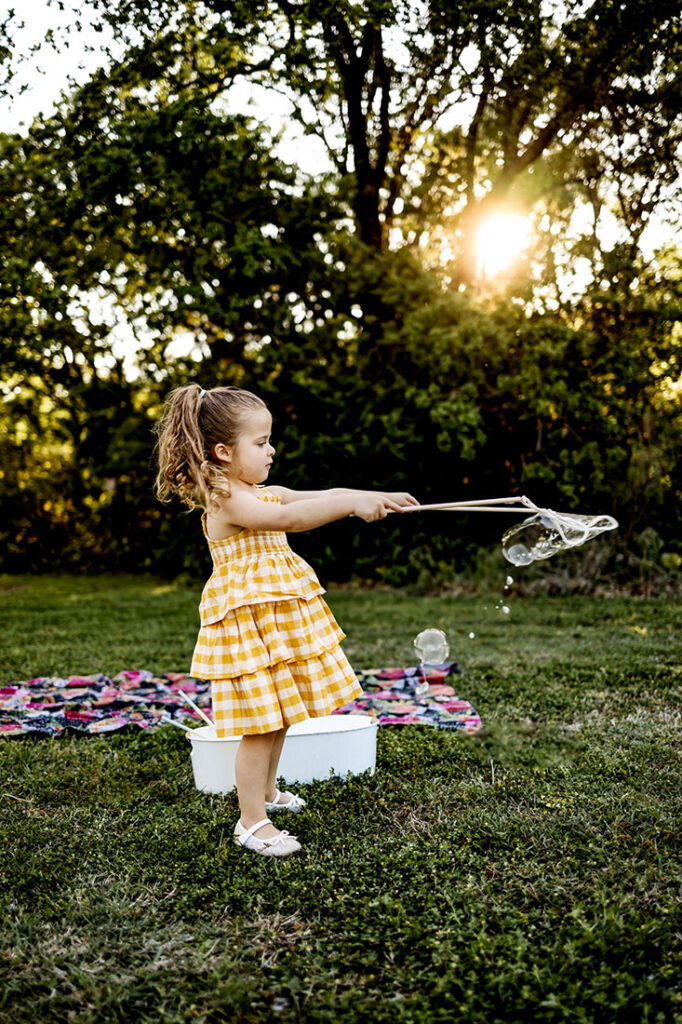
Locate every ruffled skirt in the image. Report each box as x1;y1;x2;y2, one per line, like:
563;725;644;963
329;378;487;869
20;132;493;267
190;595;362;736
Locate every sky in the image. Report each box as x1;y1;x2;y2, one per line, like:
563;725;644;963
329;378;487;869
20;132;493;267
1;1;112;132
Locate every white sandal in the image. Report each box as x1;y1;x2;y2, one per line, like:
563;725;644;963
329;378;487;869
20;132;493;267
233;817;302;858
265;788;307;813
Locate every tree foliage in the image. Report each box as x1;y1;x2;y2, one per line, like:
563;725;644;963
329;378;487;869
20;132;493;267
0;1;680;583
48;0;681;269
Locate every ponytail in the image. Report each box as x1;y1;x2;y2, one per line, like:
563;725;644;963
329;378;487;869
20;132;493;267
153;383;267;510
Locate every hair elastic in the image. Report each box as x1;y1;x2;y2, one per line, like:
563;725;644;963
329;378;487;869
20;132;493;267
198;389;206;398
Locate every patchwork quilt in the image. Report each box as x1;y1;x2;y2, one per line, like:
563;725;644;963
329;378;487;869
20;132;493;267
0;663;481;738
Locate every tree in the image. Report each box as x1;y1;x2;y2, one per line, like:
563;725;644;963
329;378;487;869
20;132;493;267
31;0;679;278
0;1;680;580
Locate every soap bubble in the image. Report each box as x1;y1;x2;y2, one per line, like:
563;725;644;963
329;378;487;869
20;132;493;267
414;628;449;665
468;631;475;639
505;575;514;587
501;605;510;615
502;511;617;566
502;515;561;565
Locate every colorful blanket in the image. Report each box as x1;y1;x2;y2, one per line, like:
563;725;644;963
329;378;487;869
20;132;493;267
341;663;481;732
0;663;481;738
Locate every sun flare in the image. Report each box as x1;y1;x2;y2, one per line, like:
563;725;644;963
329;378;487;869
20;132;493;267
476;214;531;279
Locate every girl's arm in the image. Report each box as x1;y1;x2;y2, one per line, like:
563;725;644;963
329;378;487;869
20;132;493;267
268;485;419;508
215;487;407;533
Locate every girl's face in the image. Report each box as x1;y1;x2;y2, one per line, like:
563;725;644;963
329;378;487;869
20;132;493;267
217;408;275;485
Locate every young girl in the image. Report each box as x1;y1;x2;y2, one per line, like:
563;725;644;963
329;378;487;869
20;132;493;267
154;383;417;858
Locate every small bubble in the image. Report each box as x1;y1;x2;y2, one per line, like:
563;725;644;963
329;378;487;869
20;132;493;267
468;631;475;639
501;605;510;615
505;575;514;587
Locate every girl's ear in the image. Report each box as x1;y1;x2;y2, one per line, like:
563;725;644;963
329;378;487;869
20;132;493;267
214;443;232;465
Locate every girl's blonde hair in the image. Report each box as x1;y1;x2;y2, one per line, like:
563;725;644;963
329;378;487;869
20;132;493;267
153;383;268;510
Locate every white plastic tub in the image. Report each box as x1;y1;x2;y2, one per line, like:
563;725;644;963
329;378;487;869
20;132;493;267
188;714;378;795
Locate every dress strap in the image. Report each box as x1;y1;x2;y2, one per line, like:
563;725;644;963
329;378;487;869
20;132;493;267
256;486;280;504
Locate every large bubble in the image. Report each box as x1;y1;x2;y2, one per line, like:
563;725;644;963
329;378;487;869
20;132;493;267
414;628;450;665
502;511;618;566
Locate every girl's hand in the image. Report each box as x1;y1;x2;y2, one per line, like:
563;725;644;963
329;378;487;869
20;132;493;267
377;491;420;508
352;493;405;522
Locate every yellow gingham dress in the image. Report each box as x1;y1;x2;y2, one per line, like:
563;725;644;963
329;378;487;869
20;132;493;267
190;487;363;736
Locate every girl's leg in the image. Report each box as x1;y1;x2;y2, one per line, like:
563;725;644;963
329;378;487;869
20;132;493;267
265;726;289;803
235;731;281;839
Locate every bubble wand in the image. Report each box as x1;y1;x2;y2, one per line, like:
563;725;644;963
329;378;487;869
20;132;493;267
399;496;540;514
160;712;195;733
159;683;215;729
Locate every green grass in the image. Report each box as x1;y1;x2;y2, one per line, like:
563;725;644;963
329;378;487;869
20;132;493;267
1;573;681;1024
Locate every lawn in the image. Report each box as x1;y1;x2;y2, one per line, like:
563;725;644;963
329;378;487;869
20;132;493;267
1;573;681;1023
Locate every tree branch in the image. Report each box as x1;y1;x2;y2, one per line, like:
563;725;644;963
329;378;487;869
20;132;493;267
372;27;391;187
480;0;681;209
465;70;493;208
